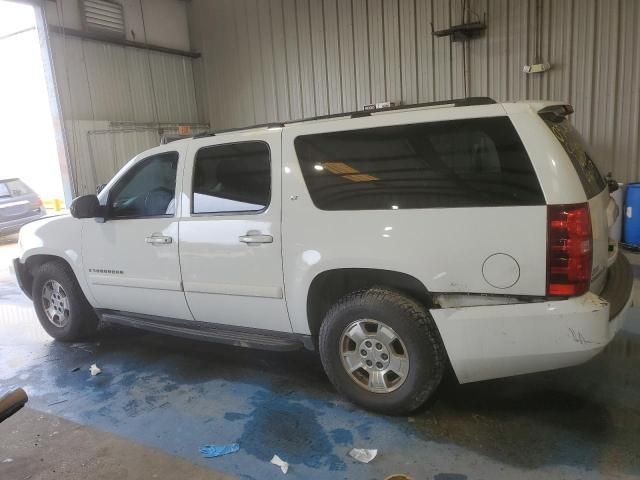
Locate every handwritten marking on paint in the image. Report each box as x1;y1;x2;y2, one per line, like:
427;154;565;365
569;328;598;345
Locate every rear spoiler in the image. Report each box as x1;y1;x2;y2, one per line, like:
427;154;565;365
538;104;574;122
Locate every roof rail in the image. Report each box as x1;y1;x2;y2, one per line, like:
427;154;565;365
284;97;496;124
192;122;284;139
191;97;495;138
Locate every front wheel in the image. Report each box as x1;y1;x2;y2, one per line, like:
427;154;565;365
32;261;99;341
319;288;446;414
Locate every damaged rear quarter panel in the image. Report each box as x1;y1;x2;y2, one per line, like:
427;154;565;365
430;292;612;383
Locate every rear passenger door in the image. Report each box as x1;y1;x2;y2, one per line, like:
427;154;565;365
178;130;292;332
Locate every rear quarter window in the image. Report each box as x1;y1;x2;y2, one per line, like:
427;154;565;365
294;117;545;210
540;114;606;199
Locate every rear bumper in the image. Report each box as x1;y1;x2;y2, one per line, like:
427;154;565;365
431;254;633;384
0;210;45;235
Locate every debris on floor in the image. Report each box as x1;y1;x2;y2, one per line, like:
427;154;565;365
89;364;102;376
199;443;240;458
0;387;28;420
270;454;289;474
349;448;378;463
71;343;96;353
2;458;13;463
71;367;80;372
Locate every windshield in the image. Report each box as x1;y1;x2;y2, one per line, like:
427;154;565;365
540;114;606;198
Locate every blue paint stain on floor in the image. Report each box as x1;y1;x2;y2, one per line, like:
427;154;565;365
2;277;640;479
224;412;249;421
229;390;346;470
330;428;353;445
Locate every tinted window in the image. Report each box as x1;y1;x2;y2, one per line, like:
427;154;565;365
109;152;178;218
192;142;270;214
0;179;30;198
540;114;606;199
294;117;545;210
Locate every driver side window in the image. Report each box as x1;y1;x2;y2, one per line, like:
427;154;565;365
109;152;178;219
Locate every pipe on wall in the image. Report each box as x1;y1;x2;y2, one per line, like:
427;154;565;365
84;123;209;188
48;25;200;58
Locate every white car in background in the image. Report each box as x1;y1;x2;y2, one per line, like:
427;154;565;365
13;98;632;414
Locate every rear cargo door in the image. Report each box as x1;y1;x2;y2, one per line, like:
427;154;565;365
588;189;611;291
540;115;609;292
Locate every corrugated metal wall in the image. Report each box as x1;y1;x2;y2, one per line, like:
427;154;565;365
188;0;640;183
48;32;205;194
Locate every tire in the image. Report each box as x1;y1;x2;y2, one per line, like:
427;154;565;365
32;261;99;341
319;288;445;415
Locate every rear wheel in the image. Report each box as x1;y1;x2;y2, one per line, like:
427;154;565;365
319;288;445;414
32;261;99;341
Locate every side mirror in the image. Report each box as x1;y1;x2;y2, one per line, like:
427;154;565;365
96;183;107;194
70;195;102;219
608;178;619;193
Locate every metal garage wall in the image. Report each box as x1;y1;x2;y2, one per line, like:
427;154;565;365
62;120;209;194
188;0;640;183
47;32;205;195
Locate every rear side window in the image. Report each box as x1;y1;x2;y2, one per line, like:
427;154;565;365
0;179;30;198
192;141;270;214
540;114;606;199
294;117;545;210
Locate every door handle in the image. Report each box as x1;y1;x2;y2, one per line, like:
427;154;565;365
239;231;273;245
145;234;173;245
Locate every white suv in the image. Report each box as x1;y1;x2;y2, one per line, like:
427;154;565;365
13;97;633;414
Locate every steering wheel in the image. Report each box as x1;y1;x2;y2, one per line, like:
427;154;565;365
143;187;174;216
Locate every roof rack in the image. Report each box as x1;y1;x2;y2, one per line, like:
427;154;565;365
191;97;495;138
287;96;496;124
192;122;285;139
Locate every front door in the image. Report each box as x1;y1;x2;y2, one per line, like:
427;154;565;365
178;131;291;332
82;147;192;320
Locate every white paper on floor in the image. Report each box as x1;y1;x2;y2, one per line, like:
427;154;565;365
349;448;378;463
89;364;102;376
270;454;289;474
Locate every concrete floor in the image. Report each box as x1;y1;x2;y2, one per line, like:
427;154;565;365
2;407;232;480
1;234;640;480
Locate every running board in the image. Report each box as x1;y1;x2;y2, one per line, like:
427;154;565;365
98;310;313;351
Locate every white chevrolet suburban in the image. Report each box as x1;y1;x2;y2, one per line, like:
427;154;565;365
13;98;633;414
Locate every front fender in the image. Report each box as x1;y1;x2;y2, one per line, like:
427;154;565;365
17;216;97;306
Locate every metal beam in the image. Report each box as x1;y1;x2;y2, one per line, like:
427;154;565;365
0;27;36;41
48;25;201;58
35;4;76;205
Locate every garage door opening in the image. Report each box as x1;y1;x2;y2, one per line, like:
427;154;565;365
0;1;68;212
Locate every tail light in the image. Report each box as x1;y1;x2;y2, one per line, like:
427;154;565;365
547;203;592;296
31;198;43;208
